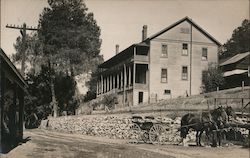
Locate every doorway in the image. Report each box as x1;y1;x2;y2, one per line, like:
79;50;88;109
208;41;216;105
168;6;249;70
138;92;143;104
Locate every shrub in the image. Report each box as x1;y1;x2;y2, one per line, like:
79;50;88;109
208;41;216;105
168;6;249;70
202;64;224;93
101;93;118;110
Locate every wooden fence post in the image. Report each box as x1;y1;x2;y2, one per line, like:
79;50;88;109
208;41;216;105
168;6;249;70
241;98;244;115
242;81;244;91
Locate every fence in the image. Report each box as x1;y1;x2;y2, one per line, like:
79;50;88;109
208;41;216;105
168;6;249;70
213;97;250;115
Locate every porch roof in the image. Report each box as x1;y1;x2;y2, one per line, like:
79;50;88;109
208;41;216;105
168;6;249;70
0;48;28;88
99;43;149;68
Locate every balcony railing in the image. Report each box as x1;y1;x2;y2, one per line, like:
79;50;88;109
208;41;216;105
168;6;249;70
134;55;149;63
134;83;148;90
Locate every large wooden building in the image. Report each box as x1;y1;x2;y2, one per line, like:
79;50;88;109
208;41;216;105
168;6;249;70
96;17;221;107
0;48;27;152
220;51;250;89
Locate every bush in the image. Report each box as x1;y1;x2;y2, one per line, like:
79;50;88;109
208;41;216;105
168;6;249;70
202;64;224;93
102;93;118;110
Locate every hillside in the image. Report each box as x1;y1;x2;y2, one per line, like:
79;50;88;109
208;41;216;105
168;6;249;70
111;86;250;114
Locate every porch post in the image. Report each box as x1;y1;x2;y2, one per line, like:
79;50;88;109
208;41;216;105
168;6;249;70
96;77;99;95
121;69;123;89
117;73;120;89
113;74;115;90
101;75;103;94
123;64;127;106
128;65;131;87
109;75;112;91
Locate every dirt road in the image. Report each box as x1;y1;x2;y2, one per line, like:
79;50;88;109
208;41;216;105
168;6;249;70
0;129;249;158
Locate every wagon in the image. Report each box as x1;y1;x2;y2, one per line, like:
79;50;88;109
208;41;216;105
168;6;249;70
130;115;173;144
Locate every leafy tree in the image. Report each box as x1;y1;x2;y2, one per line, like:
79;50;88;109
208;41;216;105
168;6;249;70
36;0;102;117
202;64;224;93
220;19;250;60
25;65;78;121
84;56;103;102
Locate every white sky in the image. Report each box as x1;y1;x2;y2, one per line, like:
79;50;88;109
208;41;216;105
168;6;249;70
1;0;249;61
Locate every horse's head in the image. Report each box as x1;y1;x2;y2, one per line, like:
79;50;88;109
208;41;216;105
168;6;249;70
225;106;236;119
180;127;189;138
180;114;192;138
212;106;229;127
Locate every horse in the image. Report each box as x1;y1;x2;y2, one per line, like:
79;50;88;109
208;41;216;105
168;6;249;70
180;106;230;147
180;111;213;146
210;106;236;146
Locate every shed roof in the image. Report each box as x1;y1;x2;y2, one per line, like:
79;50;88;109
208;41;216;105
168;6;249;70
0;48;28;87
220;51;250;66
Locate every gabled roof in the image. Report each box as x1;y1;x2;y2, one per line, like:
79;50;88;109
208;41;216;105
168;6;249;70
0;48;28;87
145;16;222;46
220;51;250;66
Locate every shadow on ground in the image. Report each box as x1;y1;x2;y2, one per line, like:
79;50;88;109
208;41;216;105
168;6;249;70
0;136;31;154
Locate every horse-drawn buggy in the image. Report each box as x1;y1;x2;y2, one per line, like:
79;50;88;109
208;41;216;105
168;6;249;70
130;106;250;147
130;115;173;144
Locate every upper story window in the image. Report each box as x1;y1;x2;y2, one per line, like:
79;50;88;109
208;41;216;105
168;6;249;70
202;48;208;60
161;68;168;83
182;43;188;56
161;44;168;57
182;66;188;80
180;28;190;34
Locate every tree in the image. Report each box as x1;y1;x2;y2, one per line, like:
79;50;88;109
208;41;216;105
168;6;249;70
202;64;224;93
220;19;250;60
37;0;102;117
84;56;103;102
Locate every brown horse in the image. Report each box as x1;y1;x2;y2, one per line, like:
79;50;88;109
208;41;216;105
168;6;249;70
180;111;213;146
180;106;230;146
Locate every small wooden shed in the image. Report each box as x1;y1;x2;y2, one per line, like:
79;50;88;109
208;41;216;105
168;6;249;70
0;48;27;152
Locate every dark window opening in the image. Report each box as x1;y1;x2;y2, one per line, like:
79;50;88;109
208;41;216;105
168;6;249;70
161;68;167;83
135;64;148;84
161;44;168;57
182;43;188;56
202;48;208;60
164;89;171;94
182;66;188;80
139;92;143;104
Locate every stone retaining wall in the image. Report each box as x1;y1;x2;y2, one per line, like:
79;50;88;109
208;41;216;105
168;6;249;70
40;113;188;143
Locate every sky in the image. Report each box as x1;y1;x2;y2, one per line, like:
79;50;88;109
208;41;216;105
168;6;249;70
1;0;249;61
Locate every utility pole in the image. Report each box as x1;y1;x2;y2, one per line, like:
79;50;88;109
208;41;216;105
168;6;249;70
6;23;38;76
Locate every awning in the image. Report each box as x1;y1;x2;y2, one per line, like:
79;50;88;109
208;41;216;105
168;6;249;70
223;69;248;77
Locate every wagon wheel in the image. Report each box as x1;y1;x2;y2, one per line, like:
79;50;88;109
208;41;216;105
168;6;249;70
130;124;142;143
149;124;166;145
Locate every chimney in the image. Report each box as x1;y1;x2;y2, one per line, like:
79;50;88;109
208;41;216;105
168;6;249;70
142;25;147;41
115;44;119;54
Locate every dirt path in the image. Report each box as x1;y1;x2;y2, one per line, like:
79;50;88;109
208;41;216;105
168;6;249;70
0;129;249;158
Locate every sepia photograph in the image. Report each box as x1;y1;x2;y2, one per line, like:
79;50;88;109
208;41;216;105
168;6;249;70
0;0;249;157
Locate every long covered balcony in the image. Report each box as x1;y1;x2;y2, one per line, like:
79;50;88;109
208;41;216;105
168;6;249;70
96;63;149;96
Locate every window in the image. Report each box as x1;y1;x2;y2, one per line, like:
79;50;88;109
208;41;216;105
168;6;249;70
182;43;188;56
202;48;208;60
161;68;167;83
180;28;190;34
161;44;168;57
164;89;171;94
182;66;188;80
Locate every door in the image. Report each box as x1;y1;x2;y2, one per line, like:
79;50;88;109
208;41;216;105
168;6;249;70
138;92;143;104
